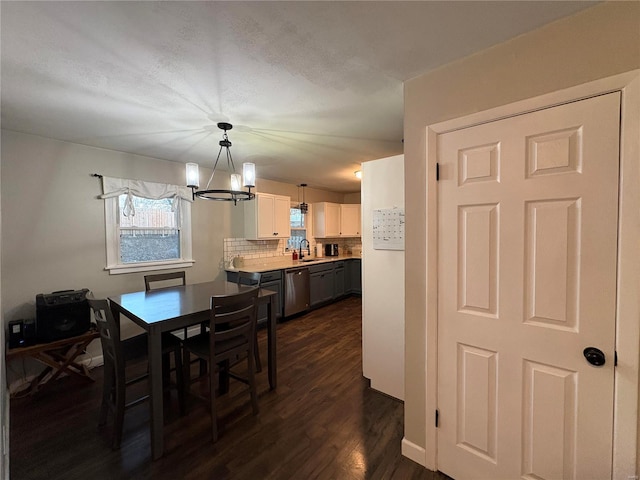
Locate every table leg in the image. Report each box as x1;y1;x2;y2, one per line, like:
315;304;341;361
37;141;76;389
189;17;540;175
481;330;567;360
148;328;164;460
268;296;277;390
109;303;164;459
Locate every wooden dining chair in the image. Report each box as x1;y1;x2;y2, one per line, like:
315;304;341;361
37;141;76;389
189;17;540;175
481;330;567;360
181;288;260;442
88;298;185;449
144;271;206;376
236;271;263;373
144;271;187;338
144;271;186;292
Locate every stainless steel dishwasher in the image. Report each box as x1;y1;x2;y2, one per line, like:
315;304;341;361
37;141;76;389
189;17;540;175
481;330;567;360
284;267;310;317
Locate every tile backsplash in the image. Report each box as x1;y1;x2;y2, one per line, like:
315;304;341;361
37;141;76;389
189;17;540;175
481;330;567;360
223;237;362;267
223;238;286;265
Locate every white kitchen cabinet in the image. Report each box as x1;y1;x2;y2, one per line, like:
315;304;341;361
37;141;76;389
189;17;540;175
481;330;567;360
312;202;341;238
312;202;361;238
244;193;291;239
340;204;361;237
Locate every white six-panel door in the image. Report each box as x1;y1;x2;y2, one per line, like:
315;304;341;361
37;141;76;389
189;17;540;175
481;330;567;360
437;93;621;480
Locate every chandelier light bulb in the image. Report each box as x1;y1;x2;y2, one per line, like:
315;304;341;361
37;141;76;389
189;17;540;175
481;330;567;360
230;173;242;191
186;163;200;188
243;162;256;188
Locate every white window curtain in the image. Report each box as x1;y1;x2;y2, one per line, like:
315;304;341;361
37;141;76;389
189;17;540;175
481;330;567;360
99;176;193;216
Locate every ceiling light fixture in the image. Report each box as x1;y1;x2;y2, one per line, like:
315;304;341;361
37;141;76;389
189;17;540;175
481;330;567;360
297;183;308;214
185;122;255;205
354;170;362;179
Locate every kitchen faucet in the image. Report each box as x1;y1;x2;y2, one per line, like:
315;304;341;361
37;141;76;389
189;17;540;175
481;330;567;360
299;239;311;259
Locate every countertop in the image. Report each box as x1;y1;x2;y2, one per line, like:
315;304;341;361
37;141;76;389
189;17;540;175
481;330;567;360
225;255;360;273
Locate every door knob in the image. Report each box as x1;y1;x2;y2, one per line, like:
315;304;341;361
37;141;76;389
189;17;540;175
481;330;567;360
583;347;606;366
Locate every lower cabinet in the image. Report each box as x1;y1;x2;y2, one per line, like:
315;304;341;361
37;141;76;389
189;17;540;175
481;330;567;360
333;261;345;299
310;264;334;308
348;259;361;295
225;270;283;323
227;259;361;317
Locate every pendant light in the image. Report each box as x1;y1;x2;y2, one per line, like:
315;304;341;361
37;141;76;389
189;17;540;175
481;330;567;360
186;122;256;205
297;183;308;214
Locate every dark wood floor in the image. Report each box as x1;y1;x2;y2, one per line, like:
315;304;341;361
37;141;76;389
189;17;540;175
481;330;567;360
11;296;449;480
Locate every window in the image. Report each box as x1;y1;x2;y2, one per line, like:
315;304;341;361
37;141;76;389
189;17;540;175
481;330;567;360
287;205;308;251
290;207;305;229
101;177;194;274
119;195;180;263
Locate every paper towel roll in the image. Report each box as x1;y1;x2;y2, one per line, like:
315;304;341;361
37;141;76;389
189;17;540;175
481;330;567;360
316;243;324;258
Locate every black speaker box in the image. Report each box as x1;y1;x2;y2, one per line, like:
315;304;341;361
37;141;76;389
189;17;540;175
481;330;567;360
36;289;90;343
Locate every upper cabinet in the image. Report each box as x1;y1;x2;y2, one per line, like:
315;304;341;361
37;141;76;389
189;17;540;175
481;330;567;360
244;193;291;240
339;204;361;237
313;202;341;237
313;202;361;238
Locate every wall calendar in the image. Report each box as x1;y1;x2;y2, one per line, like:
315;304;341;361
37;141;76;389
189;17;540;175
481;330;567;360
372;208;405;250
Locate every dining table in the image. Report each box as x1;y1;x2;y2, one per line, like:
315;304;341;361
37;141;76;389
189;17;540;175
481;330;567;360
108;280;277;460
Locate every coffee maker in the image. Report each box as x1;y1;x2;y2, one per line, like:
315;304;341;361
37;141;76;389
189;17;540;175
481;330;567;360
324;244;339;256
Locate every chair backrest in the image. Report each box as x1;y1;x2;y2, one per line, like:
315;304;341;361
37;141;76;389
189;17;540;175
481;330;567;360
209;288;259;363
88;298;124;374
144;271;186;291
237;271;262;287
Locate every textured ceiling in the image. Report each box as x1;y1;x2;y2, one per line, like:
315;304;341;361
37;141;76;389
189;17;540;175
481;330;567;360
1;1;596;193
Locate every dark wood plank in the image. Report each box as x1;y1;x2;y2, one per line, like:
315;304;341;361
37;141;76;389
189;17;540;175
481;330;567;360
10;296;449;480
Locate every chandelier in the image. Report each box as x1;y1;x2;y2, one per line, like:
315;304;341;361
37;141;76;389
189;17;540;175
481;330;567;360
185;122;256;205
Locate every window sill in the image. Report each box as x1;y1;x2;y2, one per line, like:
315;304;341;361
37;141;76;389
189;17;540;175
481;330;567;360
106;259;195;275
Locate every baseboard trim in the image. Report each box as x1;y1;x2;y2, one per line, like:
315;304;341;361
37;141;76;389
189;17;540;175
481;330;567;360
401;437;426;467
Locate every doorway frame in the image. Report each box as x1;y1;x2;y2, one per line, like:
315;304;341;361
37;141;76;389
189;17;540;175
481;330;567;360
420;70;640;478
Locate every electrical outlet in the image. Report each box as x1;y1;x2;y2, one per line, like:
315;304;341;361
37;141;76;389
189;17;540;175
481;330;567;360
627;475;638;480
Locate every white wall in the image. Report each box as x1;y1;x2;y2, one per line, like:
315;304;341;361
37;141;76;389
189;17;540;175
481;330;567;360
0;148;7;478
343;192;361;204
362;154;404;400
256;177;346;204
